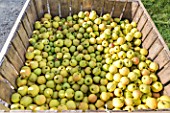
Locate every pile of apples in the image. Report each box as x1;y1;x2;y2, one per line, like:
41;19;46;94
10;10;170;111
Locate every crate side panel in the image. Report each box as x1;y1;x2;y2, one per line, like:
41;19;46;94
6;45;24;73
17;24;29;48
137;13;147;31
164;84;170;96
147;38;164;60
131;1;139;19
92;0;105;16
82;0;92;11
158;62;170;85
141;20;152;41
103;0;115;14
22;15;33;38
72;0;82;15
0;103;10;111
12;33;26;62
30;0;38;21
49;0;59;16
0;75;15;104
122;2;132;20
154;49;170;69
60;0;70;17
0;58;18;89
34;0;44;18
142;29;158;49
132;6;143;23
112;1;124;18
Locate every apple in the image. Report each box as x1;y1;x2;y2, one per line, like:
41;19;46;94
131;57;140;65
107;82;117;92
132;90;142;99
151;81;163;92
74;91;84;101
158;100;170;109
139;84;151;94
119;67;130;76
128;72;138;82
149;62;159;72
146;97;158;109
141;75;152;85
112;98;124;108
114;88;123;97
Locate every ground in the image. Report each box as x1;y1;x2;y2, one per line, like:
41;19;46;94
0;0;169;51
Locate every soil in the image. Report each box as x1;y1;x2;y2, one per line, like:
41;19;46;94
0;0;26;51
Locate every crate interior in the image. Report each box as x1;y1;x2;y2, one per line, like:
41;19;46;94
0;0;170;112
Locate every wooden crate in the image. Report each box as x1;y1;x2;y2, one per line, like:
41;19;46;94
0;0;169;112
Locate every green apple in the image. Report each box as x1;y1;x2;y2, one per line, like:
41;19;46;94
151;81;163;92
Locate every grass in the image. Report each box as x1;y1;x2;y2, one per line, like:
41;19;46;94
141;0;170;49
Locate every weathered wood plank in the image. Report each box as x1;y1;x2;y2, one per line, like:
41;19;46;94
22;15;32;38
142;29;158;49
147;39;164;60
137;13;147;31
42;0;48;14
122;2;132;20
164;84;170;96
60;0;70;17
26;4;34;30
131;1;139;19
72;0;82;15
157;62;170;85
141;20;152;41
103;0;115;14
0;103;10;111
6;45;23;73
0;75;15;104
17;23;29;48
112;1;124;18
0;58;18;89
11;33;26;62
30;0;38;21
82;0;92;11
133;6;143;23
93;0;105;16
49;0;59;16
154;49;170;69
34;0;44;18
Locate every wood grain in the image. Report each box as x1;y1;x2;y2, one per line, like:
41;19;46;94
137;13;147;31
164;84;170;96
131;1;139;19
17;23;29;48
0;103;10;111
92;0;105;16
0;58;18;89
0;74;14;104
60;0;70;17
133;6;143;23
82;0;92;11
22;15;33;38
112;1;124;18
11;33;26;62
158;62;170;85
141;20;152;41
142;29;158;49
154;49;170;69
147;38;164;60
71;0;82;15
6;45;23;72
34;0;44;18
49;0;59;16
122;2;132;20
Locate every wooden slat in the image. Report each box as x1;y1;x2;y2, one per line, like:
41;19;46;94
6;45;23;72
142;29;158;49
141;20;152;41
22;15;33;38
112;1;124;18
154;49;170;69
131;1;139;19
34;0;44;18
164;84;170;96
0;75;15;104
103;0;115;14
147;38;164;60
72;0;82;15
60;0;70;17
137;13;147;31
17;23;29;48
122;2;132;20
157;62;170;85
26;5;34;30
30;0;38;21
49;0;59;16
12;33;26;62
92;0;104;16
0;58;18;89
82;0;92;11
42;0;48;14
132;6;143;23
0;103;10;111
